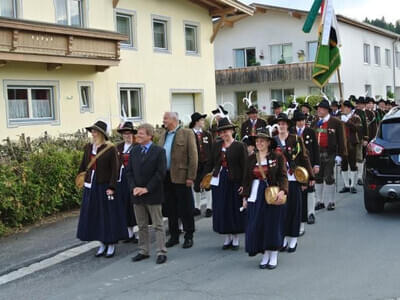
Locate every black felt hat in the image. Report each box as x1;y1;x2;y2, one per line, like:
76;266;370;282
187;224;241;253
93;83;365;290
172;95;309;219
271;100;283;110
189;112;207;129
317;99;331;110
246;106;259;115
342;100;355;109
215;118;237;131
273;113;292;126
117;121;137;134
86;121;109;140
292;110;307;122
211;105;228;115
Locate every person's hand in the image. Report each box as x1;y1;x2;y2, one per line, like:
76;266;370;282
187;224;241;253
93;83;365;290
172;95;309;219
134;187;149;196
242;199;248;209
138;188;148;196
309;180;315;187
186;179;194;187
363;140;368;147
313;166;320;174
335;156;342;165
238;186;244;194
301;185;308;191
276;191;286;204
106;189;114;196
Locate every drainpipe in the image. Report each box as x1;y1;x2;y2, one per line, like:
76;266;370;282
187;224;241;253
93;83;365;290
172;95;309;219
393;37;400;100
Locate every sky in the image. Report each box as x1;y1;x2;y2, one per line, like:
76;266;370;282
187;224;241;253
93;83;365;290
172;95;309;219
241;0;400;23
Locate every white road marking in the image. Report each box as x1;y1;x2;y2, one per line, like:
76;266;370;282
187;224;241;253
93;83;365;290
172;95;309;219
0;241;99;286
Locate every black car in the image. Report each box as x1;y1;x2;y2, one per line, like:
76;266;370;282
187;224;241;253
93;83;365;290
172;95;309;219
364;107;400;213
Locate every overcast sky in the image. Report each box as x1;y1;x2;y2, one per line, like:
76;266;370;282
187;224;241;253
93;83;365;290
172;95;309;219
241;0;400;23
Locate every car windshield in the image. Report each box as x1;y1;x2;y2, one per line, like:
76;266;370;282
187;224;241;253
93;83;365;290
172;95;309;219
381;121;400;142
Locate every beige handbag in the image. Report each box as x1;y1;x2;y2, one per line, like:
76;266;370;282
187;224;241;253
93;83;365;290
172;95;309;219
200;173;213;190
256;153;287;205
75;143;114;189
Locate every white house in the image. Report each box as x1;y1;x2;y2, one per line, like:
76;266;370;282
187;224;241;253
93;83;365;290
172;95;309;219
214;3;400;116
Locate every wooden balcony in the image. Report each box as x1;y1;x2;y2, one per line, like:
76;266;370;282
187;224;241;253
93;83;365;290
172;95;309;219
215;62;314;86
0;17;127;71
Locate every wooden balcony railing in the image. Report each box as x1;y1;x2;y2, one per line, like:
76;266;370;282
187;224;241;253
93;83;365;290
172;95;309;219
215;62;314;86
0;17;127;71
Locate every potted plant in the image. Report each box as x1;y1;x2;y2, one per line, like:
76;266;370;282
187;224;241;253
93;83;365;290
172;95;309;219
297;50;305;62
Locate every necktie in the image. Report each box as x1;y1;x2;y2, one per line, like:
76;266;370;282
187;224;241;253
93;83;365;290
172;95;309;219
297;128;302;136
317;119;323;128
141;146;146;155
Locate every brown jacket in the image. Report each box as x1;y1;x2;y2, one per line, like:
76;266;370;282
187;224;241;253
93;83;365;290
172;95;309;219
243;151;288;198
342;113;362;146
312;115;347;157
78;143;119;190
158;126;198;184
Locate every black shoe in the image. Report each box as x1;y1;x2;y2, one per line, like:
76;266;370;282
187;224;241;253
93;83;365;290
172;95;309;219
357;179;363;186
165;238;179;248
327;202;336;211
350;187;357;194
95;246;107;257
315;202;325;211
288;243;297;253
132;253;150;262
123;236;138;244
105;248;116;258
182;238;193;249
339;187;350;193
222;242;232;250
259;263;268;269
205;209;213;218
279;244;288;252
307;214;315;225
299;230;305;237
193;208;201;216
266;263;277;270
231;244;240;251
156;255;167;264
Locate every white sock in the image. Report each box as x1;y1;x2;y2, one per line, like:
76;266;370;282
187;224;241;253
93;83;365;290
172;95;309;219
106;244;115;255
350;171;358;188
269;251;278;266
324;184;336;205
341;171;350;188
205;190;212;209
283;237;288;247
127;227;134;239
308;192;316;216
357;162;364;180
300;222;305;234
194;192;202;209
260;251;270;265
179;221;183;231
232;235;240;246
97;243;106;254
315;183;324;204
224;234;232;245
289;237;297;248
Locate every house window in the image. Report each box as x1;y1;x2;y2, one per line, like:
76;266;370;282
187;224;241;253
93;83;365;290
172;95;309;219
387;86;392;95
54;0;84;27
365;85;372;97
78;82;93;113
271;88;294;102
363;43;371;64
396;51;400;68
234;48;256;68
270;44;292;64
0;0;17;18
7;86;55;123
152;17;169;51
185;23;199;54
374;46;381;66
235;91;258;115
120;88;142;119
307;41;318;61
385;49;391;67
116;12;134;48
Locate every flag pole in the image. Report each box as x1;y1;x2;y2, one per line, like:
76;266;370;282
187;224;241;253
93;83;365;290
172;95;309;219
336;67;344;101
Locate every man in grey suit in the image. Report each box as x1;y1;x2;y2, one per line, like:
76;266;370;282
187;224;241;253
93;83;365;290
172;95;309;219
126;123;167;264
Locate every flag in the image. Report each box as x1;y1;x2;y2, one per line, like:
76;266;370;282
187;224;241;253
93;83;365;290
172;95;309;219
303;0;341;88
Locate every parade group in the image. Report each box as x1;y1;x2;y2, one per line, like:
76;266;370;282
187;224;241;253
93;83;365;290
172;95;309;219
75;95;396;270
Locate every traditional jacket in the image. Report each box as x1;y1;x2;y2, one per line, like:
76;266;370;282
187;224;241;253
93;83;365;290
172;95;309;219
365;109;377;140
290;127;320;167
192;129;213;164
354;109;369;141
341;112;362;146
117;142;135;169
241;118;267;138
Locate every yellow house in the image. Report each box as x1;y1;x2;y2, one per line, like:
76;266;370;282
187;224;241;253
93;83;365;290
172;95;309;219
0;0;253;138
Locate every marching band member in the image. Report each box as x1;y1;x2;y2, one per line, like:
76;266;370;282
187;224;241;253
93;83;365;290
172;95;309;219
330;101;341;118
312;100;347;211
211;105;229;141
339;100;362;194
204;118;247;250
241;106;267;138
190;112;213;218
301;102;315;127
274;113;314;252
354;97;369;186
267;100;285;125
366;97;378;139
116;122;138;244
243;128;288;269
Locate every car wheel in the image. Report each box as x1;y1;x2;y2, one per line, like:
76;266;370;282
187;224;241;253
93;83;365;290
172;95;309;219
364;188;384;213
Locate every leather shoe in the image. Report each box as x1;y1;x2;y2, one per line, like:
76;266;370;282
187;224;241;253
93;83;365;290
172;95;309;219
307;214;315;225
105;248;116;258
132;253;150;262
259;263;268;269
156;255;167;264
165;238;179;248
339;187;350;193
315;202;325;211
350;187;357;194
231;244;239;251
357;179;363;186
279;244;288;252
327;202;336;211
182;238;193;249
266;263;277;270
123;236;138;244
299;230;305;237
222;242;232;250
205;209;213;218
193;208;201;216
288;243;297;253
95;247;107;258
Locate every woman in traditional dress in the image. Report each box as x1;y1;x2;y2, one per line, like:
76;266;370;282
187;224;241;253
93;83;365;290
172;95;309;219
243;129;288;269
204;118;248;250
116;121;138;243
77;121;128;258
274;113;314;253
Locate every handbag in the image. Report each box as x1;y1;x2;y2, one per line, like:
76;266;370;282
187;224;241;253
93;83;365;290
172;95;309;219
200;172;213;190
256;152;287;205
75;142;114;189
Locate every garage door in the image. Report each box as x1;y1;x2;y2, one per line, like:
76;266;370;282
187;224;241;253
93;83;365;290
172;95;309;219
171;93;195;125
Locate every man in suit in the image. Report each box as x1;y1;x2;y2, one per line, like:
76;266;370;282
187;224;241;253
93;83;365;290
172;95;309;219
240;106;267;139
312;99;347;211
126;124;167;265
159;112;198;249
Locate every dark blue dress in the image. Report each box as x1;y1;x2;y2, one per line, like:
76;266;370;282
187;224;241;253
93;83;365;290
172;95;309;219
246;179;286;256
77;173;129;244
284;181;302;237
116;166;137;227
212;167;246;234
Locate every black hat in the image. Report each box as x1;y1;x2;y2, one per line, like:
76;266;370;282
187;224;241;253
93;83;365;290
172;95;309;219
377;99;386;105
292;110;307;122
215;117;237;132
317;99;331;110
271;100;283;110
342;100;355;109
246;105;258;115
367;97;375;104
255;127;277;149
241;135;255;147
301;102;312;111
356;96;365;104
86;121;109;140
349;95;357;102
274;112;292;126
117;121;137;134
212;105;228;115
386;99;392;105
331;100;339;107
189;112;207;129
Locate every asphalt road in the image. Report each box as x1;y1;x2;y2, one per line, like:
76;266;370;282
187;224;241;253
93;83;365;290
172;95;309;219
1;189;400;300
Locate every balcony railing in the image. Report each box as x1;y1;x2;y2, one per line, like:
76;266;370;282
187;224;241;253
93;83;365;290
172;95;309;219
215;62;314;86
0;17;127;71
